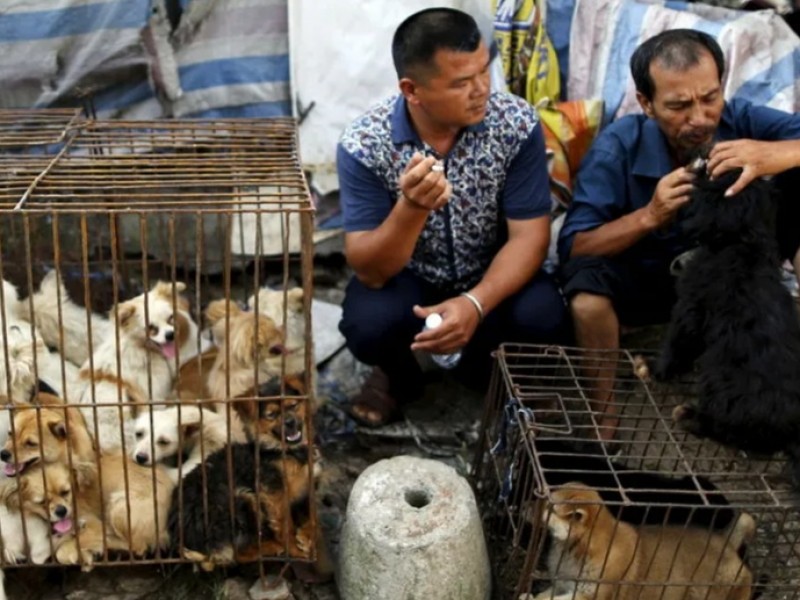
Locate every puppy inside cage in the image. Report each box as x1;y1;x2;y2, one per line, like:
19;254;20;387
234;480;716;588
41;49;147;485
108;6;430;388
0;115;324;596
473;344;800;600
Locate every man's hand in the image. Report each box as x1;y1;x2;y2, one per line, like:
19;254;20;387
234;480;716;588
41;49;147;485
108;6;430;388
410;296;481;354
399;152;452;211
707;139;783;197
643;167;696;229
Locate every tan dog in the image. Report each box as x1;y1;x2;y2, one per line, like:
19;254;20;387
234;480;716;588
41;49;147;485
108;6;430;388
16;452;173;569
525;483;754;600
0;393;96;476
203;299;286;415
248;287;307;378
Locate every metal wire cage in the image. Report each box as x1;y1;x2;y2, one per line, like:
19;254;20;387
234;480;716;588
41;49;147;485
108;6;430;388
0;110;320;577
472;343;800;600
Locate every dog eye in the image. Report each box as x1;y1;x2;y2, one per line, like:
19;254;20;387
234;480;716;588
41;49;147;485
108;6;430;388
24;440;37;448
148;325;158;336
135;431;144;439
570;512;582;522
268;345;284;356
60;490;70;498
157;439;169;446
167;315;174;325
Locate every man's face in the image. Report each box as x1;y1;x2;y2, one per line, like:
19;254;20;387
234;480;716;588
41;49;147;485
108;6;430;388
637;50;725;162
404;40;491;129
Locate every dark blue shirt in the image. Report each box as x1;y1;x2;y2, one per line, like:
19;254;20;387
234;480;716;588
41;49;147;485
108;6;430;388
558;99;800;266
337;92;550;290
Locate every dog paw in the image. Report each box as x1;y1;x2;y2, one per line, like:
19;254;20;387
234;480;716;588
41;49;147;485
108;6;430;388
671;403;693;422
55;541;80;565
2;549;18;565
294;530;313;557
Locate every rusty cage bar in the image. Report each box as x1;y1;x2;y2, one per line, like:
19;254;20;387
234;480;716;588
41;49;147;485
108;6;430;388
0;109;319;577
472;343;800;599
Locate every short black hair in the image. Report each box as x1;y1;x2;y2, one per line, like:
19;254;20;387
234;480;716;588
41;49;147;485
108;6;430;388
630;29;725;101
391;8;482;80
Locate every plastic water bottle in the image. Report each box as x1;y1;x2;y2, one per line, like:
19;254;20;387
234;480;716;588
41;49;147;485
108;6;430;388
424;313;461;369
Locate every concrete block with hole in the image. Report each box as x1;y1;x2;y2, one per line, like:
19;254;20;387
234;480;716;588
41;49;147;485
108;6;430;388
338;455;491;600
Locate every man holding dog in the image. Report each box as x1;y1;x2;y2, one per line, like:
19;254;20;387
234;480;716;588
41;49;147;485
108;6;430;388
336;8;567;426
559;29;800;438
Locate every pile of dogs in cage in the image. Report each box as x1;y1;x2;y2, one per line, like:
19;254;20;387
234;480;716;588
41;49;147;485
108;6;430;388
0;269;316;596
474;167;800;599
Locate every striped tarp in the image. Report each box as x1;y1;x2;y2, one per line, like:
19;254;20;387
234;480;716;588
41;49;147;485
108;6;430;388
0;0;290;119
568;0;800;125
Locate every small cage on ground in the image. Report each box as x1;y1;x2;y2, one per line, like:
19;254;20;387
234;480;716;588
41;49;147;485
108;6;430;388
0;109;321;580
472;343;800;600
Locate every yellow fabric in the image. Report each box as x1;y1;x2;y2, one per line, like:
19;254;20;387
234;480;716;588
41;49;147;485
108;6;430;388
492;0;560;105
539;99;604;210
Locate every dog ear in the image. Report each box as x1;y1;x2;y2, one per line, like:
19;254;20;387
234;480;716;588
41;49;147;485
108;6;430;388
286;287;304;311
181;422;200;439
205;299;238;326
49;419;67;439
114;302;137;328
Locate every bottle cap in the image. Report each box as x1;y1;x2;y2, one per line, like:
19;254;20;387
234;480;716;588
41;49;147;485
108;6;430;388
425;313;443;329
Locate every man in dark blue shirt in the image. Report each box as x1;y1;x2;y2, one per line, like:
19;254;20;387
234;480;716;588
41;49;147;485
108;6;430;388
558;29;800;439
337;8;566;426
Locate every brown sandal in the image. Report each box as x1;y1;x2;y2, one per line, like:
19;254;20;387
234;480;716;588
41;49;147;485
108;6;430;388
345;368;401;428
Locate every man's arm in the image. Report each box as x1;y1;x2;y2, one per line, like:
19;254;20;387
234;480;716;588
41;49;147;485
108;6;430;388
411;215;550;354
571;166;695;257
340;150;451;289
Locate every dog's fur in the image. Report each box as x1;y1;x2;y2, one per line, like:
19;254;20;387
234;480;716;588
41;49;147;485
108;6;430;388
203;299;287;416
76;281;199;451
248;287;317;398
16;271;113;368
0;393;96;477
0;280;78;404
131;405;247;483
655;170;800;478
168;396;314;570
14;452;173;568
523;483;754;600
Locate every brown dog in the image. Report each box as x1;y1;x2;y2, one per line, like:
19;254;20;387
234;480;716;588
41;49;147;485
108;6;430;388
16;452;173;569
0;393;95;476
525;483;754;600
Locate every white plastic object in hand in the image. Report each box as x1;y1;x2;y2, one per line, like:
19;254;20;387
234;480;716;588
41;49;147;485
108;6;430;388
424;313;461;369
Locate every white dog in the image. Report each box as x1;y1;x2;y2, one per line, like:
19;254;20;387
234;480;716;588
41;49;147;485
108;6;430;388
76;281;200;451
0;280;78;404
131;405;246;484
16;271;112;368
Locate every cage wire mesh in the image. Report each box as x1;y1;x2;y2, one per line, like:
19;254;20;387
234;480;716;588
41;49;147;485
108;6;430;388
0;110;320;576
472;343;800;600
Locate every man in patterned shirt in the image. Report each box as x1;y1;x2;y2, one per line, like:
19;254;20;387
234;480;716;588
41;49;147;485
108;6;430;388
337;7;567;427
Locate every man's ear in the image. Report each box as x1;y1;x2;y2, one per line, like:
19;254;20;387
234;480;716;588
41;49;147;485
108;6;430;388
399;78;420;105
636;91;655;119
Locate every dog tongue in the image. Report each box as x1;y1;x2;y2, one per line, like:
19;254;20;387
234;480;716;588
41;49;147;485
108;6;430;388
161;341;176;359
2;463;17;477
53;518;73;534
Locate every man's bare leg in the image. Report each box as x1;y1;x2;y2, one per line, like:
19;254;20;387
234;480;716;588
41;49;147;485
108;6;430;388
570;292;621;441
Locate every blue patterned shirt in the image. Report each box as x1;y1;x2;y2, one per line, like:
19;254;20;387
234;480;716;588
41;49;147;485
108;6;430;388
337;92;550;290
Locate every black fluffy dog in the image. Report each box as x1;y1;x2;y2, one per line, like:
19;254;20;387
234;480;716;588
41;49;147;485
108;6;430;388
656;168;800;480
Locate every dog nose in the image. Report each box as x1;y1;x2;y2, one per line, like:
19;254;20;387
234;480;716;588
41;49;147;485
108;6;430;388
135;453;149;465
165;329;174;342
0;449;10;462
54;505;67;518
